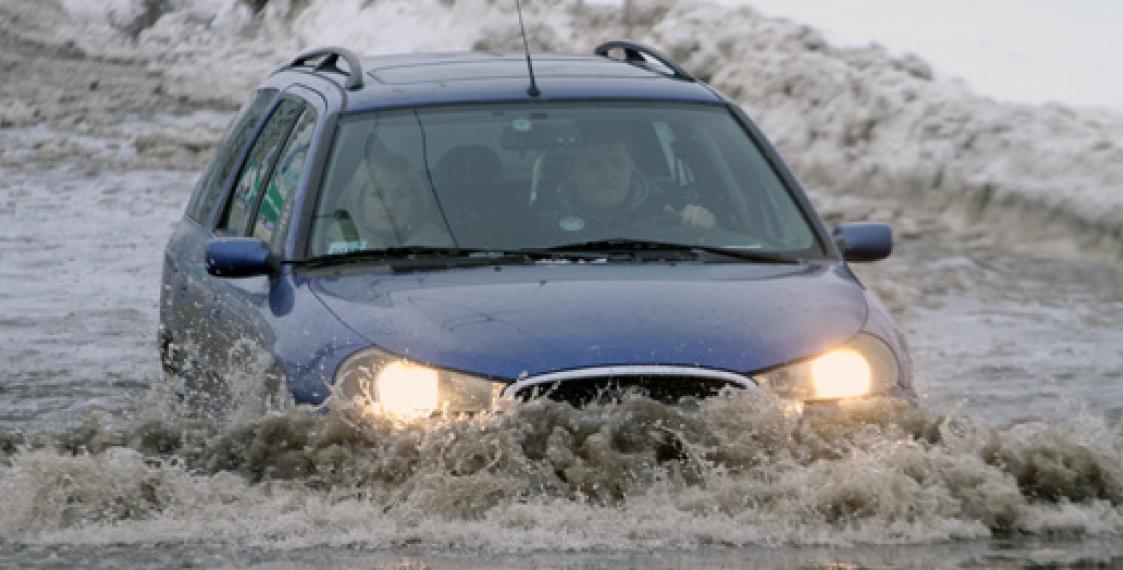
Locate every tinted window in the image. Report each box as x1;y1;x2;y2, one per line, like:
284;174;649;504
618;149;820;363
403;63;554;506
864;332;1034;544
186;89;275;223
252;108;317;249
309;103;820;257
218;99;304;236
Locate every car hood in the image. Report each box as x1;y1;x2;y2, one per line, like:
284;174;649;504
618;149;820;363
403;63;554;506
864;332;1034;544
309;262;867;380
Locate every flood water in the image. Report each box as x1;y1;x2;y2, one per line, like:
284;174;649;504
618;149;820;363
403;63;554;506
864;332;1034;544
2;10;1122;569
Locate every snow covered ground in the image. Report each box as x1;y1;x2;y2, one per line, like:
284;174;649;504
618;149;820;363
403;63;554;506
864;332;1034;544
1;0;1121;566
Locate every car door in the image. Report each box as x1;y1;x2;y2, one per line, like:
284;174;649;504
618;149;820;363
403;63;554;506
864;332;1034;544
161;88;276;375
202;90;324;392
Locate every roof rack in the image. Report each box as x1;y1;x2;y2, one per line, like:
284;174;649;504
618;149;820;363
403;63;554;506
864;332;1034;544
594;40;696;82
278;46;364;91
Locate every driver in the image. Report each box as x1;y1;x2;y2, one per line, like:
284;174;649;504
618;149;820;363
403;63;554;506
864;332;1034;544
544;130;716;232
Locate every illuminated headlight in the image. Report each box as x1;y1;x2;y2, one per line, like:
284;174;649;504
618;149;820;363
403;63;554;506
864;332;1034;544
755;333;900;401
334;347;504;419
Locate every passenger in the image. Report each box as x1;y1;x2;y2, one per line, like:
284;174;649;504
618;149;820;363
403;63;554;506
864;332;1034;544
321;153;453;254
544;130;717;232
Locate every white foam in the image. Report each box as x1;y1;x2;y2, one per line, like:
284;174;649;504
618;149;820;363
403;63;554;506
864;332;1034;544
1;396;1120;550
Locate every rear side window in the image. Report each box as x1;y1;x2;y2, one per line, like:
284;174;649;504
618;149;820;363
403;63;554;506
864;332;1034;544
186;89;275;223
252;108;317;249
217;99;304;236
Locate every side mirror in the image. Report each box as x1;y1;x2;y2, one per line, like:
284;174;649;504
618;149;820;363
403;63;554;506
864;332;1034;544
206;238;273;277
833;222;892;262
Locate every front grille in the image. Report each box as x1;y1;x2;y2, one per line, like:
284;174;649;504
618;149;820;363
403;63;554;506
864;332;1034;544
514;375;747;406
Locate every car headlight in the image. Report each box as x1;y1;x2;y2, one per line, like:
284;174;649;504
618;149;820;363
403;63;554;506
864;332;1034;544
335;347;504;419
755;332;900;401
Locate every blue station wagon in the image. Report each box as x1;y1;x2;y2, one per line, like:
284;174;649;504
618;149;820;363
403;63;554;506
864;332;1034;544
159;42;913;418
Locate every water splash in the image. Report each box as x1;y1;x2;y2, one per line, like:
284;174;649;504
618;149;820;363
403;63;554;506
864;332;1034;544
2;391;1120;551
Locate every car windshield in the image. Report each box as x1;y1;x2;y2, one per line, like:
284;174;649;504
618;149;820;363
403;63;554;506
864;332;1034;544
308;102;822;259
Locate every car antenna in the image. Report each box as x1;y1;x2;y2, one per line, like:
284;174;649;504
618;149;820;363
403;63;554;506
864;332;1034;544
515;0;541;97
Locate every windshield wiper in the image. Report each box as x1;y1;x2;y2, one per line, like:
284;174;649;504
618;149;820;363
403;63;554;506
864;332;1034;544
544;238;803;264
293;240;801;270
296;247;523;269
295;246;606;269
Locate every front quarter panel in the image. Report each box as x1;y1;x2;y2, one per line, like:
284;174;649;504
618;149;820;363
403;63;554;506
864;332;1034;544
270;269;370;405
856;276;915;398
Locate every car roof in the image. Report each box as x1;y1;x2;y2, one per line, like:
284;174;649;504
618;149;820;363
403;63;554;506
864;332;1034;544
279;50;724;112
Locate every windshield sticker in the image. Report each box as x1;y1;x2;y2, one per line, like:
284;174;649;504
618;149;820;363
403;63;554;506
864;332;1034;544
327;240;368;255
559;215;585;232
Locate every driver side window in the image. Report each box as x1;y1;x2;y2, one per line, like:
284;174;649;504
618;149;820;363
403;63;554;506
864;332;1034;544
250;108;317;250
217;98;304;236
186;89;275;224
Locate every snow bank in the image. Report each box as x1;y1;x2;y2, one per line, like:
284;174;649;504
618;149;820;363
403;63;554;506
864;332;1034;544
5;0;1121;259
653;3;1123;259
